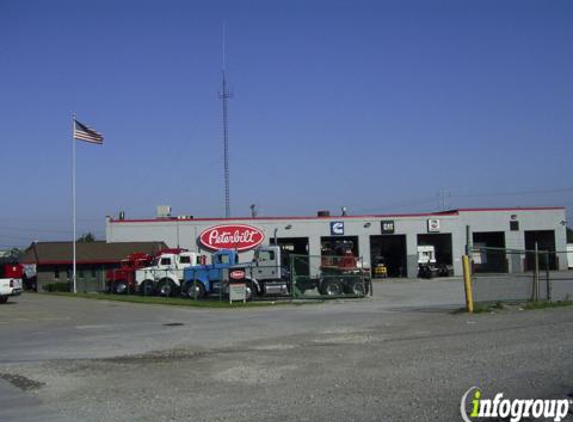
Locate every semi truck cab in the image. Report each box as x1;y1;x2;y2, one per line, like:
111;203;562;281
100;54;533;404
135;250;207;296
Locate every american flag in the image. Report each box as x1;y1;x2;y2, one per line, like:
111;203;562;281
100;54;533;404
74;120;103;144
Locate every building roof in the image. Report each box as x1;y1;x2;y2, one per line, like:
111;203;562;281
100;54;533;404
107;206;565;224
20;241;168;265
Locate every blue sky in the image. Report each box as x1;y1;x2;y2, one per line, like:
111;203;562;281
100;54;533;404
1;0;572;247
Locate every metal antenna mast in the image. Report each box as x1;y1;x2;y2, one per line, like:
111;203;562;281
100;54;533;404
219;23;232;218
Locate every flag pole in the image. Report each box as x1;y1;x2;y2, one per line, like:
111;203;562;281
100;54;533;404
72;112;77;294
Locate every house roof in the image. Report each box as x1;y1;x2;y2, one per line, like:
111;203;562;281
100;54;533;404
20;241;168;265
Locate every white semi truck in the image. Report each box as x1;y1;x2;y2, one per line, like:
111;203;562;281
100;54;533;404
135;248;207;296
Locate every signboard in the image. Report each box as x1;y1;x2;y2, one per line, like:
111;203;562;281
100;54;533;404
381;220;395;234
427;219;440;233
473;243;487;265
23;264;37;278
229;269;246;279
229;283;247;303
199;224;265;252
330;221;345;236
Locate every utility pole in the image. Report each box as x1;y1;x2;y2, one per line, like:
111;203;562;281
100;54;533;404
250;204;258;218
438;188;451;211
219;23;232;218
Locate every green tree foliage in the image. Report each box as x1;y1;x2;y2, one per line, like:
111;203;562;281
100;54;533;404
77;232;96;242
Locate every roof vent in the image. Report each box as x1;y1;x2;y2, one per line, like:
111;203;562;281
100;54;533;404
157;205;172;218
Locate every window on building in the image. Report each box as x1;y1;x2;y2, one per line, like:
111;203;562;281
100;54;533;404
54;268;60;279
91;268;97;278
258;250;275;262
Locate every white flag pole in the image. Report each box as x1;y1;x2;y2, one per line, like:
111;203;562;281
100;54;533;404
72;113;77;294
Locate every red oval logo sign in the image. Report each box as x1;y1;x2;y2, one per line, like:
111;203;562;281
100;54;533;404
199;224;265;252
230;270;246;279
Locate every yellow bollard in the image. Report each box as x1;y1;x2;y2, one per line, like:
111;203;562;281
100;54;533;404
462;255;474;314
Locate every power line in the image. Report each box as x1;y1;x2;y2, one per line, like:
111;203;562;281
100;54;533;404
454;187;573;198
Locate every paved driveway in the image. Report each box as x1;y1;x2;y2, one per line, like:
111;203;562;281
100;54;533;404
1;281;572;422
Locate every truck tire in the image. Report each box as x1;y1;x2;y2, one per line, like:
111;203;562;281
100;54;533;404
157;279;179;297
345;279;369;296
0;296;7;304
140;280;155;296
319;279;343;297
418;265;433;279
244;280;256;302
113;280;129;295
184;281;205;299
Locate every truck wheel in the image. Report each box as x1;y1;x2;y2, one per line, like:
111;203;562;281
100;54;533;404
184;281;205;299
320;279;343;297
0;296;7;304
140;280;155;296
157;279;179;297
113;280;129;295
244;281;256;302
346;280;368;296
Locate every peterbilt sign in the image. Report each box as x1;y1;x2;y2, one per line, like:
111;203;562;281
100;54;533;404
229;270;246;279
199;224;264;252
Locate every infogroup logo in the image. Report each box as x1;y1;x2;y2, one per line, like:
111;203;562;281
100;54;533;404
460;386;571;422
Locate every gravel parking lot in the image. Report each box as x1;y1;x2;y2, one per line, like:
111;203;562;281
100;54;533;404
1;280;572;422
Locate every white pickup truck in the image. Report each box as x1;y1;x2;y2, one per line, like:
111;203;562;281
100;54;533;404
0;277;22;303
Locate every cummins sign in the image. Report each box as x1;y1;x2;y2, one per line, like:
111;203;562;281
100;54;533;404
199;224;265;252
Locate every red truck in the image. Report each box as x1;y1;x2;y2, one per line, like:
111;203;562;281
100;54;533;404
105;252;152;295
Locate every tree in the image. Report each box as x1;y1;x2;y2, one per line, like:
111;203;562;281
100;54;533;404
77;232;96;242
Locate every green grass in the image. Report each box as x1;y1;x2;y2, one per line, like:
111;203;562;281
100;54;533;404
452;300;573;314
45;292;308;308
522;300;573;311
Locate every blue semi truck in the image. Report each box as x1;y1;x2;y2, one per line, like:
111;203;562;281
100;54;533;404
182;246;290;301
182;249;240;299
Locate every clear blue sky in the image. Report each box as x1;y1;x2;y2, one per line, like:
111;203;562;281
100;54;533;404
1;0;572;247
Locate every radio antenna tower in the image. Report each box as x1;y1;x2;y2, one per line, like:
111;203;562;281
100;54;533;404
219;23;232;218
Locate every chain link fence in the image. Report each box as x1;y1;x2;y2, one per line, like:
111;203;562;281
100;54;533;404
100;255;373;301
471;247;573;304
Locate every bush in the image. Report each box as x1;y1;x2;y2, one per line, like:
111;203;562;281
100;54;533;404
43;282;70;292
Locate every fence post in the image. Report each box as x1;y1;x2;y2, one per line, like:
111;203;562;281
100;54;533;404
465;225;471;255
462;255;474;314
546;251;551;302
532;242;539;302
290;254;295;300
